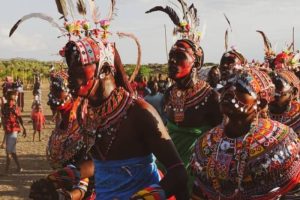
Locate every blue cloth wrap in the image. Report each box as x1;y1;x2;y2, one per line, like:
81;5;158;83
94;154;160;200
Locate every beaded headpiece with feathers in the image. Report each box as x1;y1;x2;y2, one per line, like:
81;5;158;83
273;70;300;95
256;30;276;60
9;0;117;41
222;14;246;65
146;0;201;45
9;0;141;94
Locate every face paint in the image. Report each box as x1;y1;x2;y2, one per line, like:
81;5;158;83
220;84;258;119
65;38;100;97
271;77;292;107
83;64;96;81
76;79;95;97
168;49;194;80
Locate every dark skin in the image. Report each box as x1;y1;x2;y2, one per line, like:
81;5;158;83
148;81;159;95
269;79;295;114
166;44;222;128
66;46;189;199
219;84;260;138
219;55;241;82
207;66;221;88
295;70;300;80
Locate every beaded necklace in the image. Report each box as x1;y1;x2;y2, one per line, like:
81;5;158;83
269;101;300;130
78;87;134;160
165;80;212;123
208;119;258;199
47;114;87;169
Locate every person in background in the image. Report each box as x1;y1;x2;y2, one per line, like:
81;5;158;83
165;77;173;90
15;77;24;112
33;74;41;103
1;88;26;174
31;102;45;142
130;76;138;96
0;77;12;149
269;70;300;134
136;75;147;97
219;49;246;86
2;76;13;98
158;73;166;94
144;80;166;124
142;76;151;96
207;65;223;92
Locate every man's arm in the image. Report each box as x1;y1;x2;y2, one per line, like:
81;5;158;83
1;107;7;147
136;100;189;199
1;132;6;148
17;113;26;137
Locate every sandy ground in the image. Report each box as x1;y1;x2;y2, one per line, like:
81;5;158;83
0;84;55;200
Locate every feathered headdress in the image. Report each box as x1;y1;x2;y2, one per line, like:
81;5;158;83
145;0;201;45
256;30;276;60
272;70;300;94
223;13;232;52
117;32;142;83
9;0;117;41
220;14;246;66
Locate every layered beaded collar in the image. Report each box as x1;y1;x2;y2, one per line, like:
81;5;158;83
48;93;72;110
46;119;84;169
191;118;297;199
80;87;133;131
78;87;134;159
165;80;212;123
269;100;300;132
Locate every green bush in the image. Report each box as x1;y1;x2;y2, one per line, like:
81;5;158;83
0;58;217;83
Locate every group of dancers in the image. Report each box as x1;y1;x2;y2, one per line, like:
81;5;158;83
6;0;300;199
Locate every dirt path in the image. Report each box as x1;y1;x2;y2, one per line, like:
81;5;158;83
0;84;55;200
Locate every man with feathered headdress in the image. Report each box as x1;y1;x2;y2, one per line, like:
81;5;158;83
146;0;223;186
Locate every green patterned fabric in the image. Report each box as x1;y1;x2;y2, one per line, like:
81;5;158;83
167;120;211;191
167;120;211;169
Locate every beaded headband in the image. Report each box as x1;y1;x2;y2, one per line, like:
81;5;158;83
67;37;100;66
274;70;300;95
48;70;71;108
235;69;275;103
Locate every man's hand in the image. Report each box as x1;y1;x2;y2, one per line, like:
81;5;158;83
22;129;27;138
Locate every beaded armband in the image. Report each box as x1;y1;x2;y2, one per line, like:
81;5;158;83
73;178;89;193
47;164;81;191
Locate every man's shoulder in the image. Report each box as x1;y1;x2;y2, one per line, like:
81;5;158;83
133;98;157;114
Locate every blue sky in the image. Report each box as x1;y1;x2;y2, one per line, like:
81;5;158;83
1;0;300;64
